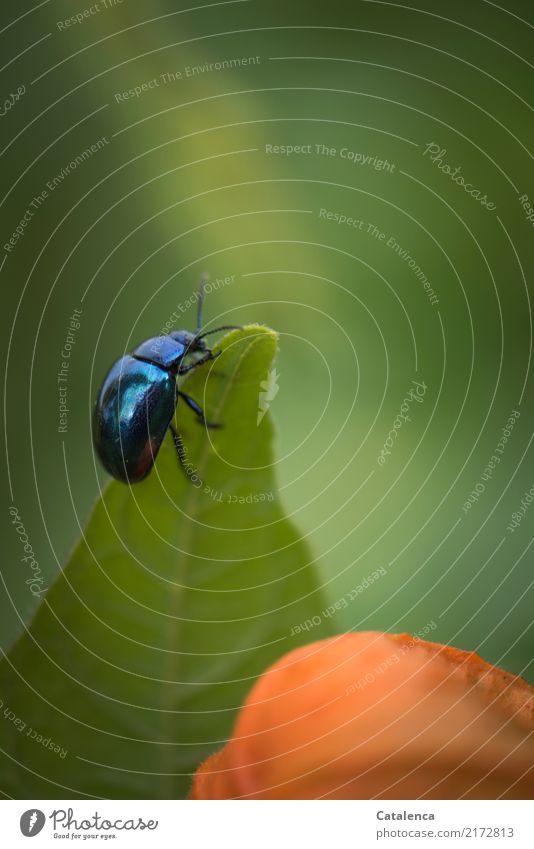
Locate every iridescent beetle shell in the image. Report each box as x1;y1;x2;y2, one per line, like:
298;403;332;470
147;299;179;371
93;277;241;484
93;353;177;483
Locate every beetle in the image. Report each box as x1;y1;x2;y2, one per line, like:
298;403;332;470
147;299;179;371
93;276;240;483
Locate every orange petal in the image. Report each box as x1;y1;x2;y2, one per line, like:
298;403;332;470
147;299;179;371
190;632;534;799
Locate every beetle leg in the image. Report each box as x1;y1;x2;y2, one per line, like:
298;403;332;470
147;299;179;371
178;349;222;376
178;391;222;429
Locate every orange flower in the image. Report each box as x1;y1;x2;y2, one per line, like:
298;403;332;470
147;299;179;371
191;632;534;799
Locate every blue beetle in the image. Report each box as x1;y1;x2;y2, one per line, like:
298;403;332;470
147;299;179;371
93;277;240;483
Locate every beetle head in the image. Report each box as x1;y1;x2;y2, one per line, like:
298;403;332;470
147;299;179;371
170;329;207;354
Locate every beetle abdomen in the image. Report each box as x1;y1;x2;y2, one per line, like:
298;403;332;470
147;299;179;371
93;356;176;483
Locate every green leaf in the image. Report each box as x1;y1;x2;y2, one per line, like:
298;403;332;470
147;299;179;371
0;326;331;799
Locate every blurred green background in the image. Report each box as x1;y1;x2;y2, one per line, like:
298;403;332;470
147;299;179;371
2;0;533;718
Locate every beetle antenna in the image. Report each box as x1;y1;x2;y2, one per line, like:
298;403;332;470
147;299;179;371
196;272;209;333
196;325;242;341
